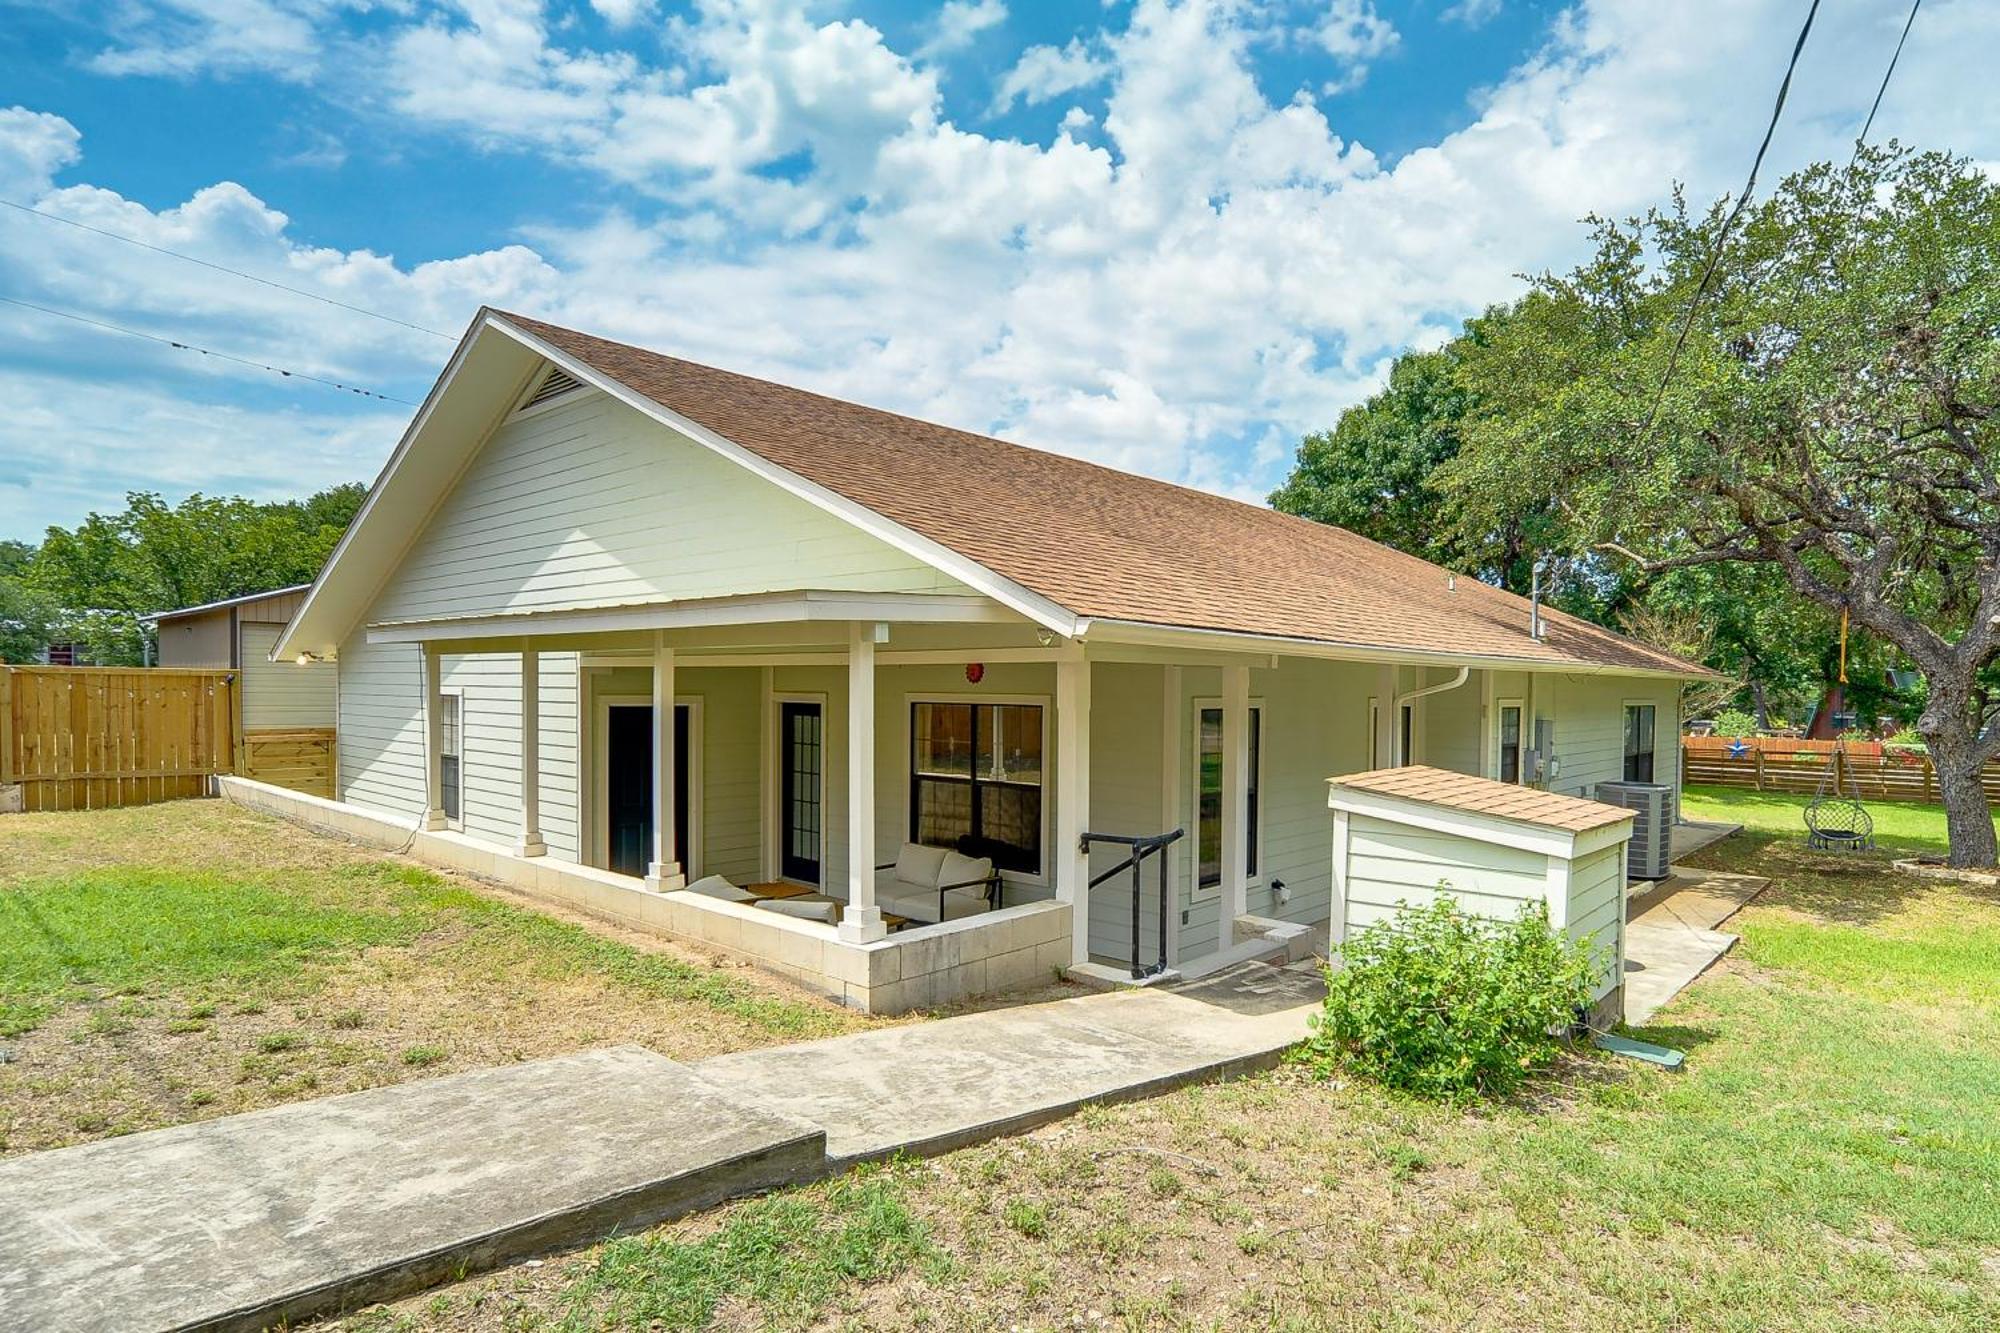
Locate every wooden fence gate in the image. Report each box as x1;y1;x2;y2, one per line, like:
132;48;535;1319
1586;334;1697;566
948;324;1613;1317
0;666;239;812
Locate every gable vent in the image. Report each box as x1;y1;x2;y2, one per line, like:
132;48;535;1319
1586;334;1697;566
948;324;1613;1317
521;366;584;410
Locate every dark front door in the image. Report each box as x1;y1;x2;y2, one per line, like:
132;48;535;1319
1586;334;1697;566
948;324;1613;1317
780;701;823;884
606;703;689;878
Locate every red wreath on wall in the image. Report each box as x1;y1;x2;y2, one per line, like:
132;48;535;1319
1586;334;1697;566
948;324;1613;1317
965;662;985;684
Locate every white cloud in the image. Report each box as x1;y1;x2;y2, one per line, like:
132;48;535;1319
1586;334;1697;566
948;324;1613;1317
1314;0;1399;94
86;0;360;81
590;0;656;27
1442;0;1502;28
918;0;1007;60
990;38;1111;114
13;0;2000;537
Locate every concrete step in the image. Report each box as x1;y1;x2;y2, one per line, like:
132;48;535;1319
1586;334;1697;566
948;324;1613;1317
1064;960;1183;991
0;1047;825;1333
1178;935;1289;982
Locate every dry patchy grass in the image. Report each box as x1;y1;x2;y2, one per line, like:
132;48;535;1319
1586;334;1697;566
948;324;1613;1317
332;828;2000;1333
0;799;879;1156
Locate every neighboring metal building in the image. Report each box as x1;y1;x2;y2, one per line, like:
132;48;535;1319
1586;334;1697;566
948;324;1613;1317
146;585;337;731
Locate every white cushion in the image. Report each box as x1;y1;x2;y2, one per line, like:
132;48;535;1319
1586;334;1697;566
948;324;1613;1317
755;897;838;923
939;850;993;889
685;875;754;902
893;842;950;888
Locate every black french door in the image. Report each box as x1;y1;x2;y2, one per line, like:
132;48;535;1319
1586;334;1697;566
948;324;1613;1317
780;701;823;884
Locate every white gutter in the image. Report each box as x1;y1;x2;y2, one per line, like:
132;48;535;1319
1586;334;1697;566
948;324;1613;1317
1396;666;1472;709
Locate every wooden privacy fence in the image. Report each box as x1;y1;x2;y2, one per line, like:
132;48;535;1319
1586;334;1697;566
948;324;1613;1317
241;727;336;800
1681;733;1997;804
1;666;238;812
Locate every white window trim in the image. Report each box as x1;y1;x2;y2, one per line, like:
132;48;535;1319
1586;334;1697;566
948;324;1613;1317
1493;697;1526;784
764;691;830;889
588;690;704;879
1622;698;1661;784
901;691;1053;887
1190;695;1266;902
437;685;465;832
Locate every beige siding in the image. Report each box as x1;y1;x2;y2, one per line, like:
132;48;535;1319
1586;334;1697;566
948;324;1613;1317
238;623;337;729
335;634;583;861
1543;674;1681;806
1342;813;1553;932
156;609;233;668
1420;668;1483;776
1080;662;1167;965
369;390;972;625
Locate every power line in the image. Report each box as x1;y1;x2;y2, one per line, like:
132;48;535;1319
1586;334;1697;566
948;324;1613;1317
0;295;419;405
1638;0;1822;443
1855;0;1921;157
0;198;456;341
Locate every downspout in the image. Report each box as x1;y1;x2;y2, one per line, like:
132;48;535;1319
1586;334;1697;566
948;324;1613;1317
1393;667;1472;764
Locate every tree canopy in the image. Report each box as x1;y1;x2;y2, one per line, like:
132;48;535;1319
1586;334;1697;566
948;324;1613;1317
0;485;365;665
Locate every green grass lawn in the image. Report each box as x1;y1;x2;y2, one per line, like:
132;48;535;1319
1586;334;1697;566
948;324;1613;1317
341;804;2000;1332
0;801;873;1155
1683;781;2000;857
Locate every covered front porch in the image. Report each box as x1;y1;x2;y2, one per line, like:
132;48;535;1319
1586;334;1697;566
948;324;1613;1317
370;589;1278;1011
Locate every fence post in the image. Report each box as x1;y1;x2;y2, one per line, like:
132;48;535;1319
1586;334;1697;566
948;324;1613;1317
1754;745;1766;792
1924;755;1935;803
227;674;244;777
0;667;13;786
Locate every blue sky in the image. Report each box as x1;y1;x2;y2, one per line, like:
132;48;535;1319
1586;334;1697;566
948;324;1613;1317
1;0;1994;541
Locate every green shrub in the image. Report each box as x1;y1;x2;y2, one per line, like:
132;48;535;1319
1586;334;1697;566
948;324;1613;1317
1713;707;1758;737
1296;895;1596;1102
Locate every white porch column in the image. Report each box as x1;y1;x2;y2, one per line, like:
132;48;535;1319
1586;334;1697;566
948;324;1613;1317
1056;654;1092;964
420;643;446;831
516;644;546;857
1219;663;1250;954
645;635;684;891
839;621;887;943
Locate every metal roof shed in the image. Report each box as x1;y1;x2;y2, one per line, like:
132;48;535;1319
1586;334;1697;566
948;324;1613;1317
1327;766;1635;1027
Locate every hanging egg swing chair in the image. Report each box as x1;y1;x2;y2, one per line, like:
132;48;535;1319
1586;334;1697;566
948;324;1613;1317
1804;610;1874;853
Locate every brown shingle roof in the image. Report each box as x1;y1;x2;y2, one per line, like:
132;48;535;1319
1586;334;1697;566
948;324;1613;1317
497;311;1701;674
1330;766;1635;833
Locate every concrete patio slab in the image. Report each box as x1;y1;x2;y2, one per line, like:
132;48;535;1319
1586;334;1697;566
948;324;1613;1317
0;1046;824;1333
1622;864;1769;1025
695;961;1322;1166
1671;819;1743;863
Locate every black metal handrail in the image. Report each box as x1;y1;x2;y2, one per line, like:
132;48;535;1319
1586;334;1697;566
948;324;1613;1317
1081;827;1185;979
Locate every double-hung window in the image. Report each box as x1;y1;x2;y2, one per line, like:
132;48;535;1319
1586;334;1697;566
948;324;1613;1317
438;691;463;824
1496;700;1524;784
1623;704;1657;782
910;702;1044;874
1196;704;1261;889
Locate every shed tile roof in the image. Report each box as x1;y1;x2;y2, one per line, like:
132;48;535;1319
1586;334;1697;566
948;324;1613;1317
1329;765;1636;833
497;311;1702;675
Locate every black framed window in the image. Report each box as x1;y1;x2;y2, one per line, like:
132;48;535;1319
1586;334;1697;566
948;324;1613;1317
910;702;1043;873
1498;704;1523;784
1623;704;1657;782
438;693;462;823
1198;706;1260;888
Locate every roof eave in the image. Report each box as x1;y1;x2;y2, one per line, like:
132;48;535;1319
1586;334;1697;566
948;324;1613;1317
1076;617;1711;679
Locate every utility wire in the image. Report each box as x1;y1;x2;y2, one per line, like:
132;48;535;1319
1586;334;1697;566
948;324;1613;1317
0;295;419;405
1637;0;1821;443
0;198;455;341
1854;0;1921;158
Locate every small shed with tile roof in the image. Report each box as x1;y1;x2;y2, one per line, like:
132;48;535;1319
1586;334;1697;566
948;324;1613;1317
1327;766;1632;1020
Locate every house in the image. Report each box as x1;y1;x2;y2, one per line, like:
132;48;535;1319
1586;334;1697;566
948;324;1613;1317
259;308;1703;1013
147;586;338;796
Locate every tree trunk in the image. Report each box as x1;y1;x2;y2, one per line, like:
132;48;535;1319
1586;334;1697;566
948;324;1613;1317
1751;679;1771;731
1919;697;1999;868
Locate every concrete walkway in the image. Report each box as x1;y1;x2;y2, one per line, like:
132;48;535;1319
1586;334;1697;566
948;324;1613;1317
1624;863;1769;1026
0;964;1319;1333
698;961;1322;1165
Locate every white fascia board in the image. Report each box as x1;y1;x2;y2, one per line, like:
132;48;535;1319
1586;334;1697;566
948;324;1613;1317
274;316;529;660
487;315;1082;639
366;590;1024;646
1078;618;1708;680
1326;785;1610;858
